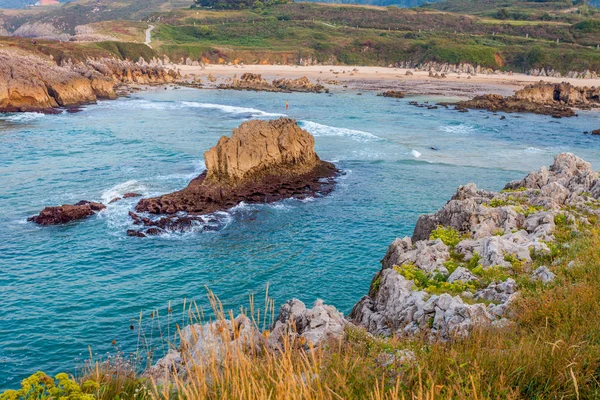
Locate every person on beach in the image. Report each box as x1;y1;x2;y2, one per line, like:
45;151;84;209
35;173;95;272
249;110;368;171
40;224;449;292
286;100;289;110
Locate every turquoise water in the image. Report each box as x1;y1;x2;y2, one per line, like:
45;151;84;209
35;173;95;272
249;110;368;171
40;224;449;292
2;87;600;388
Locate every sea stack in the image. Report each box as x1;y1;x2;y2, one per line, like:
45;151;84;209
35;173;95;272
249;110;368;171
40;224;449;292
135;117;337;217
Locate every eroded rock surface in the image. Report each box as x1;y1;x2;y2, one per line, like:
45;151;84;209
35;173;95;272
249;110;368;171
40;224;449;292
351;153;599;339
456;82;600;117
0;51;180;112
133;118;337;233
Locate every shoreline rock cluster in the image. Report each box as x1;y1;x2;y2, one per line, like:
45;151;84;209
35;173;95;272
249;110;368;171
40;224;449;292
455;82;600;117
149;152;600;380
218;73;325;93
28;118;338;233
0;51;180;113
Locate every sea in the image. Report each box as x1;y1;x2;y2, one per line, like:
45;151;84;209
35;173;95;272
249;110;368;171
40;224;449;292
1;87;600;389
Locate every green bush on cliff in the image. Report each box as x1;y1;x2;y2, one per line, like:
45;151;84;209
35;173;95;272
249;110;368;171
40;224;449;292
429;225;465;248
0;372;96;400
393;263;476;295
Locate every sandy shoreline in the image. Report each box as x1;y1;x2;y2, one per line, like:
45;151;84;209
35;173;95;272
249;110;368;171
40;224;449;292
177;64;600;98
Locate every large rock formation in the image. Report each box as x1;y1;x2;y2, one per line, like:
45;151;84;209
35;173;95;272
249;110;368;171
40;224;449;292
28;201;106;225
0;51;180;113
133;118;337;234
351;153;600;339
455;82;600;117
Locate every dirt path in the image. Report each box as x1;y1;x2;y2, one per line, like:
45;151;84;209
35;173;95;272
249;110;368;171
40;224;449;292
145;24;155;48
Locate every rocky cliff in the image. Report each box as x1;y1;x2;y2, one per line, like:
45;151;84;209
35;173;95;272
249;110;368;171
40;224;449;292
0;51;180;112
133;118;337;235
456;82;600;117
350;153;600;339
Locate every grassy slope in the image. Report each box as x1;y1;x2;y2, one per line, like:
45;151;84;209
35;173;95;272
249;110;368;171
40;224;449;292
0;35;156;62
4;0;600;72
143;2;600;72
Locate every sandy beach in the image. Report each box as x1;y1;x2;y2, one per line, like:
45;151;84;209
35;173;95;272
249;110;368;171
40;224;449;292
178;64;600;98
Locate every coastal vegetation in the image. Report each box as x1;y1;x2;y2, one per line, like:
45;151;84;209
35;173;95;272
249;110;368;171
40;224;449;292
3;213;600;398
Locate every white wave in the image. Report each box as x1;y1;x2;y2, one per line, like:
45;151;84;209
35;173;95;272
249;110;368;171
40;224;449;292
411;149;422;158
299;121;381;142
101;180;147;204
524;147;544;154
1;112;45;123
439;124;476;134
181;102;285;117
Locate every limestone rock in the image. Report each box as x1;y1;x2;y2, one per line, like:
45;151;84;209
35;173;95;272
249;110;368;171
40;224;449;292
382;237;450;276
352;153;600;340
269;299;347;349
531;266;556;283
447;267;476;283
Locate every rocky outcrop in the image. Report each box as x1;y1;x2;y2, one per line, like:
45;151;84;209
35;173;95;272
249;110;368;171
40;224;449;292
0;51;180;113
133;118;337;234
351;153;599;339
271;76;325;93
28;201;106;225
379;90;405;98
219;73;324;93
269;299;347;350
455;82;600;117
148;299;346;381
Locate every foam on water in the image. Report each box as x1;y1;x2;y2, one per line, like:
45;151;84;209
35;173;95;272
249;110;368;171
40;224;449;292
181;102;285;117
0;112;46;123
101;180;148;204
524;147;545;154
92;99;284;119
299;121;381;142
439;124;477;134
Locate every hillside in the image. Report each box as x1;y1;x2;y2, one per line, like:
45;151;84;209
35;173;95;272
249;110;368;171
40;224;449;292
2;0;600;74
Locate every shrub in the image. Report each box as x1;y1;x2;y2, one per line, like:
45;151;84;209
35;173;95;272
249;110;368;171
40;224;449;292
429;225;464;248
0;372;95;400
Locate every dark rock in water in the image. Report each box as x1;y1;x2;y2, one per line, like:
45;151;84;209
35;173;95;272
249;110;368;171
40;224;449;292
110;197;121;204
29;200;106;225
500;116;506;120
145;228;163;236
592;129;600;135
123;192;142;199
127;229;146;238
134;118;337;232
430;146;438;151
